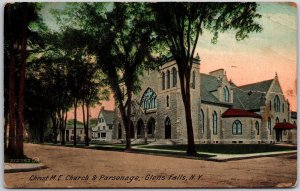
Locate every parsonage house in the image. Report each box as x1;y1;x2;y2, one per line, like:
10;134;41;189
112;56;297;145
91;108;114;142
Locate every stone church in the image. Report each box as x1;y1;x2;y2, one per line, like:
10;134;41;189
112;56;297;144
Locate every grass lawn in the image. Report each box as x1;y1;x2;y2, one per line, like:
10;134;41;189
140;144;297;154
44;142;216;159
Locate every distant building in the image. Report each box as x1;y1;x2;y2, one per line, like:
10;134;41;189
58;120;92;143
91;108;114;142
112;57;297;144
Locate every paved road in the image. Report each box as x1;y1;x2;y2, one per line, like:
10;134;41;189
4;143;297;188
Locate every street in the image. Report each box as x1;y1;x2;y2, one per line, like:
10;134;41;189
4;143;297;188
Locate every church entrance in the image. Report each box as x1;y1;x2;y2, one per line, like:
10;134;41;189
165;117;171;139
147;118;155;138
275;129;283;142
137;119;145;138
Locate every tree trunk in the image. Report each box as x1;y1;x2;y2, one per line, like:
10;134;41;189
39;124;44;143
183;89;196;156
4;109;9;154
60;110;66;145
177;61;197;156
118;102;131;151
63;111;67;143
51;115;58;144
15;3;28;158
85;104;90;146
125;91;133;151
73;98;77;146
8;33;17;157
61;129;66;145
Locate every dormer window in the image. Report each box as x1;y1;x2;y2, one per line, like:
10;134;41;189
223;86;229;102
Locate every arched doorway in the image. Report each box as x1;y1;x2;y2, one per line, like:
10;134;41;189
147;118;155;138
118;123;122;139
165;117;171;139
136;119;145;138
130;121;135;139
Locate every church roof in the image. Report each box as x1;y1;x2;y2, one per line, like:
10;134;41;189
101;110;114;125
222;108;262;118
274;122;296;129
239;79;273;92
232;79;274;110
200;74;229;105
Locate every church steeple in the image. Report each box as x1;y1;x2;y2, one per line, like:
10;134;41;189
275;72;278;81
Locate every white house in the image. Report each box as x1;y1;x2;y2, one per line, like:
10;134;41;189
91;108;114;142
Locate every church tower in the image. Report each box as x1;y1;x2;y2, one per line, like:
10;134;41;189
156;55;201;143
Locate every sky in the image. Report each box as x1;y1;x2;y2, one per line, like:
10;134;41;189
198;2;297;109
40;2;297;120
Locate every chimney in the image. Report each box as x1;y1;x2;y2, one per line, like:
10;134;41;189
101;106;105;111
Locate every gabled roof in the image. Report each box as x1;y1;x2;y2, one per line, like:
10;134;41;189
239;79;273;92
222;108;262;119
274;122;296;129
233;79;273;110
200;74;231;106
101;110;114;125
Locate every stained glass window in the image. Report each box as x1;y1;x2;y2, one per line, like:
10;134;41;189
274;95;280;112
232;120;242;135
140;88;157;110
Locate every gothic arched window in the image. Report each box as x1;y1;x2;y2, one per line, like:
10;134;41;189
166;95;169;107
255;121;260;135
172;67;177;87
140;88;157;110
192;71;196;89
232;120;242;135
200;109;205;133
276;117;279;124
167;70;170;89
212;111;218;135
224;86;230;102
162;72;165;90
268;117;272;135
274;95;280;112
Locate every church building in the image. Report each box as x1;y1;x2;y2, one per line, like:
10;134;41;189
112;56;297;144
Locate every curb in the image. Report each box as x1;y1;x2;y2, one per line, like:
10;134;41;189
207;151;297;162
4;163;47;173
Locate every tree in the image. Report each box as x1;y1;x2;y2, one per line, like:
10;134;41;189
4;2;41;157
58;3;158;150
59;27;109;146
26;31;73;145
151;2;262;155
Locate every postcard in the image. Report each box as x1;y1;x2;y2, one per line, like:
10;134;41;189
3;1;297;189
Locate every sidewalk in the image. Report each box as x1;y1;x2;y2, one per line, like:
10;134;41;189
4;163;47;173
131;145;297;162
